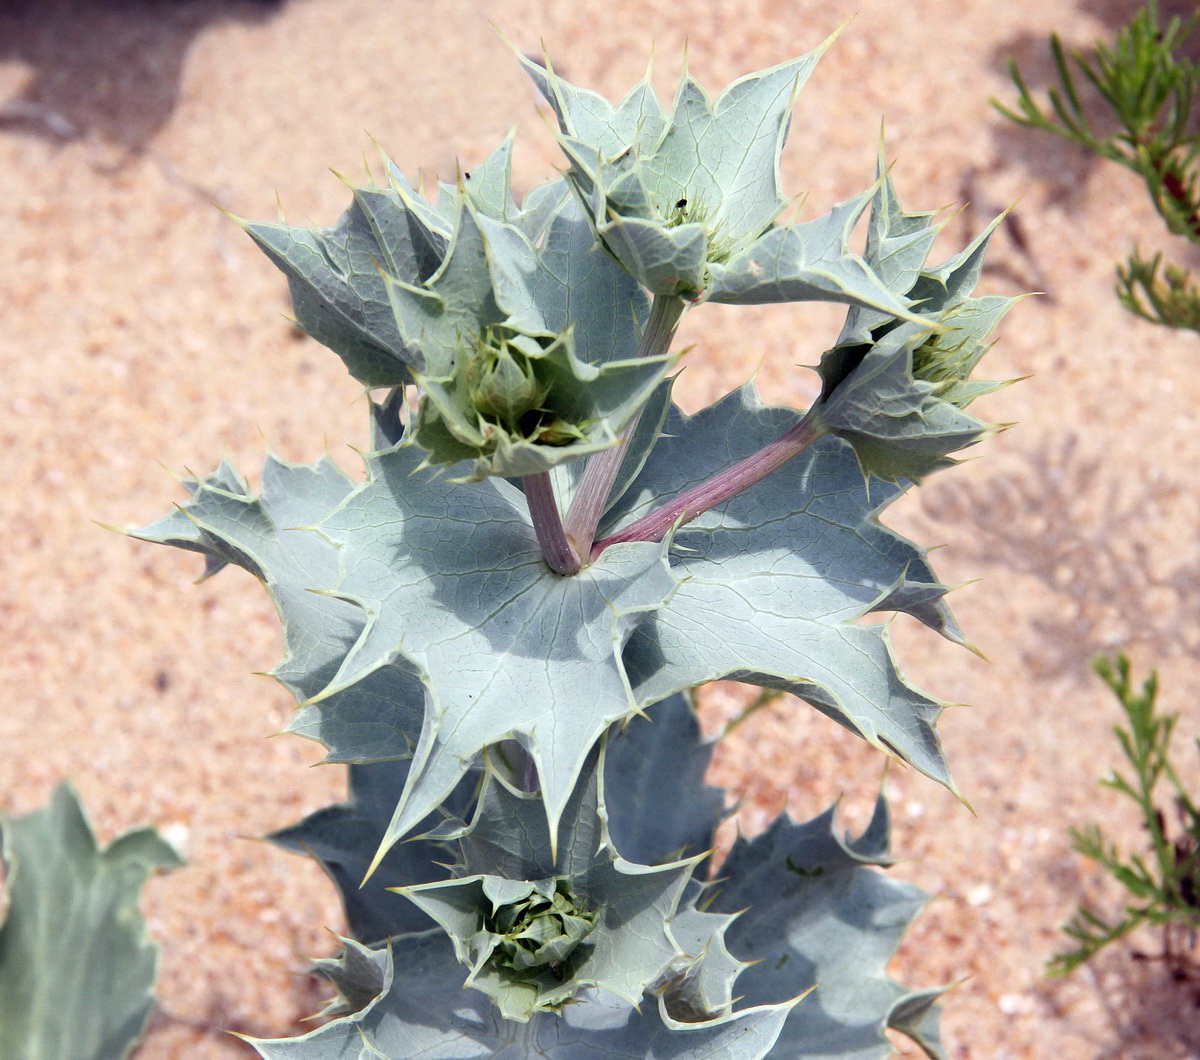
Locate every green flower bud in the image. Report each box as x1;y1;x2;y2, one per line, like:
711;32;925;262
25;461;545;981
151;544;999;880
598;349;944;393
467;337;546;424
485;878;596;975
532;418;588;447
909;301;1003;411
911;328;969;391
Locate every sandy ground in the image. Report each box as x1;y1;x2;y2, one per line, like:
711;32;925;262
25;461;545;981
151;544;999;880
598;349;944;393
2;0;1199;1056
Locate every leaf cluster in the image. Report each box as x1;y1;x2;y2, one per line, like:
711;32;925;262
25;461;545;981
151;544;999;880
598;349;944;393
996;0;1200;332
132;43;1016;877
1049;655;1200;977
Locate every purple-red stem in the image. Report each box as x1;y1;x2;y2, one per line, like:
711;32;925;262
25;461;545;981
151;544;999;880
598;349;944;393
562;296;685;556
591;411;826;561
524;471;581;575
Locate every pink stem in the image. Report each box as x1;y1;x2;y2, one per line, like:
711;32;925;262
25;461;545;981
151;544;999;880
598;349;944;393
562;296;684;555
524;472;581;575
592;411;826;560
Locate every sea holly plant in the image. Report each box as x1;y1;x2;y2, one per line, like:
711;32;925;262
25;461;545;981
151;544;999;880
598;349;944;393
132;34;1020;1057
249;696;943;1056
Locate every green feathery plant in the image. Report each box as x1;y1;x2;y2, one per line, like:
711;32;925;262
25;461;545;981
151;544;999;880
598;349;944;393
997;2;1200;986
1049;655;1200;978
996;0;1200;332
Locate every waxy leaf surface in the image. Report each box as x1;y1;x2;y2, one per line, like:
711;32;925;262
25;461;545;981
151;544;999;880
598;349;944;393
133;440;678;867
708;797;945;1058
250;793;941;1058
269;760;477;945
609;385;960;790
814;173;1017;482
274;693;722;956
385;197;671;480
245;933;799;1059
130;455;362;703
524;44;927;318
0;785;182;1060
602;691;724;866
243;163;447;388
395;738;732;1021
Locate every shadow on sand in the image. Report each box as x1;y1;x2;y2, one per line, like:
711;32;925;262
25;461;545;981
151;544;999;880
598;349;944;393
0;0;287;155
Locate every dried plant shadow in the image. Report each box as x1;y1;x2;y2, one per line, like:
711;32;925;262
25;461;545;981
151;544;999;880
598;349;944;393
0;0;287;156
1066;943;1200;1059
919;432;1200;678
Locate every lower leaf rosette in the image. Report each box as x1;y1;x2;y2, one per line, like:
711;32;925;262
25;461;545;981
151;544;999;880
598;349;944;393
390;743;723;1024
256;701;946;1057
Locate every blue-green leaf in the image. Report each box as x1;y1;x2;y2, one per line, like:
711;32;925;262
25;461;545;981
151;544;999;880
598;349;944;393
0;785;183;1060
269;761;477;944
705;189;925;315
813;186;1018;483
133;440;679;867
129;454;362;703
609;386;960;791
386;193;673;480
242;164;447;387
244;932;800;1058
524;40;928;318
708;796;946;1058
603;691;724;866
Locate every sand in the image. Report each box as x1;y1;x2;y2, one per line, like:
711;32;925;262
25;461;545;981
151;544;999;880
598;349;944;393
2;0;1198;1056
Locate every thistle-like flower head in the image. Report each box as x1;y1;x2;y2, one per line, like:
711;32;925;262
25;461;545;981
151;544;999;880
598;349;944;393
386;192;672;479
814;162;1020;482
393;745;727;1022
485;877;598;974
521;40;926;321
244;138;673;481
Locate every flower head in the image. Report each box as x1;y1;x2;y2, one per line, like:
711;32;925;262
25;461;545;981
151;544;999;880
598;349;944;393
814;168;1020;482
387;194;673;479
522;40;926;321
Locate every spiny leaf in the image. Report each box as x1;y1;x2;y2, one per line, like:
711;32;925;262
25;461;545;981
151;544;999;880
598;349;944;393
274;713;742;1028
129;454;362;703
708;796;946;1059
242;161;447;387
524;40;927;319
243;931;800;1058
524;46;818;289
247;141;672;481
268;760;477;945
249;795;940;1057
282;667;425;766
812;184;1018;483
834;152;944;347
315;441;678;863
273;692;723;957
391;740;728;1023
704;186;928;315
386;189;672;480
603;691;725;867
133;438;679;867
609;384;961;790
